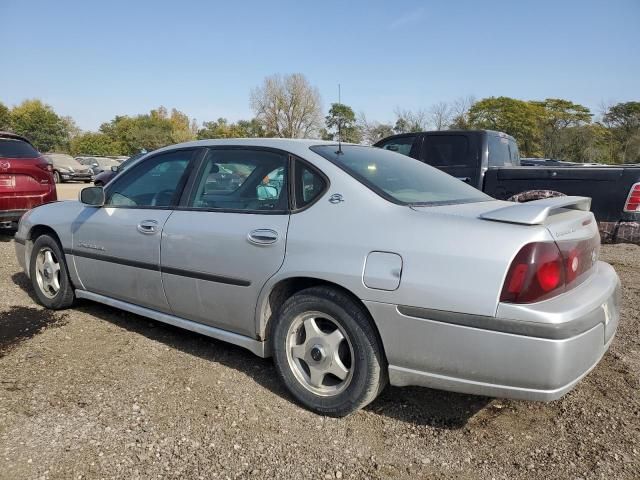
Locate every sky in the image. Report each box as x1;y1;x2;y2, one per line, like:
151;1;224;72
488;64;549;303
1;0;639;131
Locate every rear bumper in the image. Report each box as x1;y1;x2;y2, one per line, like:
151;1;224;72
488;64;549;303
366;261;621;401
0;209;27;224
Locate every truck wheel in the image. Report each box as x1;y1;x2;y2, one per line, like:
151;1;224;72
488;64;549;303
272;286;387;417
29;234;75;310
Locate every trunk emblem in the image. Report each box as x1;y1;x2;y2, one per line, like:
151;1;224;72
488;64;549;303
0;161;10;171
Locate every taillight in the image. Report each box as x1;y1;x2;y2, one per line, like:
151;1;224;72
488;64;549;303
501;237;600;304
624;182;640;212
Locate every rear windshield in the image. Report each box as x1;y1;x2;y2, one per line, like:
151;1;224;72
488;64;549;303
310;145;491;206
0;138;40;158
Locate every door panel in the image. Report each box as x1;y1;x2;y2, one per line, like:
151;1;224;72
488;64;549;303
72;207;172;311
161;211;289;337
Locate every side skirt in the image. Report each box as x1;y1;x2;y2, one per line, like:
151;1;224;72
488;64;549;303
75;289;269;358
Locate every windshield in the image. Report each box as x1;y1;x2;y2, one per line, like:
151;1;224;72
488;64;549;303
310;145;491;206
46;153;83;167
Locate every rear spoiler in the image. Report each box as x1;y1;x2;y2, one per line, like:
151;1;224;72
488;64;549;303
0;131;34;147
479;196;591;225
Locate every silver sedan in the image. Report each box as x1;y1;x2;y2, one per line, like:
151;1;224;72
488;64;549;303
14;139;620;416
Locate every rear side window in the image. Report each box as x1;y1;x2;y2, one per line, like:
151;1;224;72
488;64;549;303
422;135;469;167
294;161;327;209
376;135;416;156
0;139;40;158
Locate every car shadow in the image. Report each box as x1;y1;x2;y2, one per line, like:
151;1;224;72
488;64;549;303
10;272;490;428
0;230;16;242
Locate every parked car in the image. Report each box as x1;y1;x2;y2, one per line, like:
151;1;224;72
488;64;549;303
15;139;620;416
45;153;93;183
375;130;640;243
76;156;121;176
0;132;56;229
93;152;147;186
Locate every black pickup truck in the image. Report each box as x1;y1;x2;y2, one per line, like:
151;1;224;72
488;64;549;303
374;130;640;243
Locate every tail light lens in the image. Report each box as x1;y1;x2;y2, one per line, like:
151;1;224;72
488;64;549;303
501;237;600;304
624;182;640;212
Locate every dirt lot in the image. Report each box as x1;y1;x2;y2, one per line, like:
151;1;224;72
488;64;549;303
0;236;638;480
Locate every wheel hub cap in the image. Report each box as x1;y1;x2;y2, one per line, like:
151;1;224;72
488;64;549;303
285;312;355;397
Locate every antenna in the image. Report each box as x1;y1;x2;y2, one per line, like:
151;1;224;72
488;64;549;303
337;83;343;154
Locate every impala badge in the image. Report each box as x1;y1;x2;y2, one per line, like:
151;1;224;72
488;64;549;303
329;193;344;204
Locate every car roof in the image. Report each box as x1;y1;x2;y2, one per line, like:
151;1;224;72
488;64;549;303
151;138;344;158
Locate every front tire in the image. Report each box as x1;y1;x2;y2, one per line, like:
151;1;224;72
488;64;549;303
272;286;387;417
53;171;61;184
29;234;75;309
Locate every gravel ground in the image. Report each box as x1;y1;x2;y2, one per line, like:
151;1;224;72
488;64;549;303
0;235;638;480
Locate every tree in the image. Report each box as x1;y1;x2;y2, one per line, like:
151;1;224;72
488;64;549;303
603;102;640;163
324;103;362;143
197;118;266;139
468;97;543;156
531;98;592;158
449;95;476;129
100;107;197;154
0;102;10;131
250;73;323;138
9;99;68;152
393;108;429;134
70;132;120;156
357;113;394;145
428;102;453;130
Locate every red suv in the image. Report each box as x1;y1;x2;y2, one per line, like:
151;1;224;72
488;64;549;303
0;132;57;229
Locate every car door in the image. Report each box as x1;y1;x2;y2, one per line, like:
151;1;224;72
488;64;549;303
72;148;198;312
419;133;480;187
160;147;290;337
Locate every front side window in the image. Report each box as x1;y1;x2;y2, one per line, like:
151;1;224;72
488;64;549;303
375;135;416;156
105;149;194;207
189;148;288;212
311;145;491;206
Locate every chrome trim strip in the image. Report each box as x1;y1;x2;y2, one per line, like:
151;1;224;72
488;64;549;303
75;289;267;357
396;304;604;340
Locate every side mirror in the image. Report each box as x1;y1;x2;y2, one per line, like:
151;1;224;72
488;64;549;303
111;165;119;172
79;186;105;206
92;162;99;168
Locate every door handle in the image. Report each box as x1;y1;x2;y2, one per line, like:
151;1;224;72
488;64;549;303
137;219;159;234
247;229;278;245
456;176;472;183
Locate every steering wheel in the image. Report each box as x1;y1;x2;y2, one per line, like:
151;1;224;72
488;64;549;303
150;189;174;207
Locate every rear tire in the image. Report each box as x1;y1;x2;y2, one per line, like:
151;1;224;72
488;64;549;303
29;234;75;310
272;286;387;417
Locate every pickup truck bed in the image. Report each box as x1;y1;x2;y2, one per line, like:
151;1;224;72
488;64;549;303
375;130;640;244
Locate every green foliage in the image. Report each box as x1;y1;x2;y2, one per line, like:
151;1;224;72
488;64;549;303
468;97;543;156
70;132;120;156
530;98;592;158
0;102;10;131
99;106;197;155
603;102;640;163
9;99;69;152
197;118;265;139
324;103;361;143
